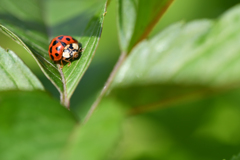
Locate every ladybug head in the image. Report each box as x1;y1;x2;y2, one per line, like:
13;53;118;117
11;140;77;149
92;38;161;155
71;43;80;59
73;52;79;59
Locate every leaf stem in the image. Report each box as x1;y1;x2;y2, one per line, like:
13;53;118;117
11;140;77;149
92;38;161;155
58;64;70;109
84;52;127;123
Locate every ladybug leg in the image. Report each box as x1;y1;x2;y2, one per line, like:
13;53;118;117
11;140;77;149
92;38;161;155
60;60;63;69
63;59;72;67
79;47;84;52
67;61;72;67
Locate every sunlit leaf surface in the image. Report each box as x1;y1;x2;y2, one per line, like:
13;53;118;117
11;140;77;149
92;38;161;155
117;0;173;53
111;5;240;112
0;46;43;90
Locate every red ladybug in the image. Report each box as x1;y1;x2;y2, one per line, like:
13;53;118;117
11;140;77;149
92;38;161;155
48;35;81;67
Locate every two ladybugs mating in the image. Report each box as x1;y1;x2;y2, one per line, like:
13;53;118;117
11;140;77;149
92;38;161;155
48;35;82;68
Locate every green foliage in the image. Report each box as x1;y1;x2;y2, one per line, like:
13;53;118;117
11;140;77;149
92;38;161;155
0;0;240;160
117;0;173;53
0;0;107;102
110;5;240;111
114;4;240;87
0;91;123;160
63;99;124;160
109;88;240;160
0;91;76;160
0;47;43;90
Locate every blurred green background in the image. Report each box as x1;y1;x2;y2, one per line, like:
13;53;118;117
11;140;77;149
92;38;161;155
1;0;240;159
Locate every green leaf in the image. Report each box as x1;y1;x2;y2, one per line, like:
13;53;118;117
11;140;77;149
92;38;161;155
117;0;173;53
0;92;123;160
0;0;107;106
63;98;124;160
111;4;240;112
110;88;240;160
0;91;77;160
0;46;43;91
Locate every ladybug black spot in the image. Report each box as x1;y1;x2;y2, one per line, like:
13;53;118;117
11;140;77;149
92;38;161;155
55;53;59;57
58;36;64;40
73;49;78;52
69;43;73;49
49;46;52;53
52;40;58;46
66;38;70;41
72;38;77;41
61;42;67;47
50;55;54;60
56;46;61;51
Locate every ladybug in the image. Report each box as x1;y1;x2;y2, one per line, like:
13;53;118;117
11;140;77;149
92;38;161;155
48;35;81;68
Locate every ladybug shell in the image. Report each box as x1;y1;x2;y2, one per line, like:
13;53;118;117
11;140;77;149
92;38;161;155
48;35;78;61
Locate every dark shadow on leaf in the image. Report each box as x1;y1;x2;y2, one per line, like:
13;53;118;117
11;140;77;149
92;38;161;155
50;13;102;39
110;84;210;109
0;13;46;34
70;57;118;110
144;88;240;159
49;12;93;38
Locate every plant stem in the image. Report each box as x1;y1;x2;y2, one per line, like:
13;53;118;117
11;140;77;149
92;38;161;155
60;91;70;110
84;52;127;123
58;64;70;110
